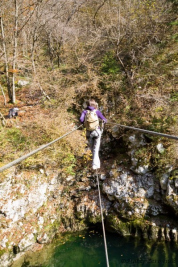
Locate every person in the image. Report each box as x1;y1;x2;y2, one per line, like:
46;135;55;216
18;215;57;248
80;99;107;170
8;107;19;118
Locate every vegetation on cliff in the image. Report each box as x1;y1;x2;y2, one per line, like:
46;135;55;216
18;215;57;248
0;3;178;265
0;0;177;176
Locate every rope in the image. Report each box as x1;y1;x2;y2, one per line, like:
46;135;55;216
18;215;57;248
107;122;178;141
0;125;83;173
96;170;110;267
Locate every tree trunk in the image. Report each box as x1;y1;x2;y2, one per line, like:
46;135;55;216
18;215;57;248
31;30;37;73
0;15;12;102
12;0;18;104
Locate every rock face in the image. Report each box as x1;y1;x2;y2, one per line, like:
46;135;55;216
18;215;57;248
0;133;178;266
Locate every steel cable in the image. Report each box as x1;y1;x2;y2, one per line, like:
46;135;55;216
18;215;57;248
0;125;83;173
106;122;178;141
96;170;110;267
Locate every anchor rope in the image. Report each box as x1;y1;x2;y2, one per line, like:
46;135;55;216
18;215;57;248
106;122;178;141
1;118;177;265
1;120;177;173
0;125;83;173
96;169;110;267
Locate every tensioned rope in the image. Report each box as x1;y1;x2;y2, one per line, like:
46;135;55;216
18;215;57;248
1;120;177;265
0;125;83;173
106;122;178;141
96;169;110;267
1;121;177;173
94;119;178;267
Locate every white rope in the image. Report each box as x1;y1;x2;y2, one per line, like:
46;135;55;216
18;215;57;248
96;170;110;267
0;125;83;173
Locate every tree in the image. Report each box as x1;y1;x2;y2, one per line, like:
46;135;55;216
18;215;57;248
0;0;40;103
0;12;11;101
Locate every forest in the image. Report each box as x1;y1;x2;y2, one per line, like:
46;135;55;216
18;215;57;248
0;0;177;174
0;1;178;265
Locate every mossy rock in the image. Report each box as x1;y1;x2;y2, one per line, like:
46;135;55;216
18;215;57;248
106;214;131;236
87;215;101;224
169;169;178;180
107;214;155;239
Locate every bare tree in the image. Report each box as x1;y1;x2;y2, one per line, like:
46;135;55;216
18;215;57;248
0;15;11;101
11;0;19;103
0;0;42;102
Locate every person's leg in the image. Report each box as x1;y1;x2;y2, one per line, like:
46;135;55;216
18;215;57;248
86;130;94;151
92;130;101;169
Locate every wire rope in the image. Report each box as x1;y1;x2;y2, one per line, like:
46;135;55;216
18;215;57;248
106;122;178;141
0;125;82;173
96;170;110;267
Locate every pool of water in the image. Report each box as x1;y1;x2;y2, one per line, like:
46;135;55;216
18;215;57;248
12;229;178;267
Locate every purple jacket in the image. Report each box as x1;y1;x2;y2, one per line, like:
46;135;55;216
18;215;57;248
80;106;107;124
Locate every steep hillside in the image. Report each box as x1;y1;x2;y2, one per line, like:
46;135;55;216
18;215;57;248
0;1;178;266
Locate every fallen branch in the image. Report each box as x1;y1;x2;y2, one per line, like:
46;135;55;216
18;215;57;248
38;81;51;101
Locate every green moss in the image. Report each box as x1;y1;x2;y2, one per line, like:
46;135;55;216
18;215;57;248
44;220;61;232
131;219;150;236
0;249;6;257
169;169;178;180
107;214;131;236
75;212;84;220
87;215;101;224
170;92;178;102
107;214;152;238
100;52;121;75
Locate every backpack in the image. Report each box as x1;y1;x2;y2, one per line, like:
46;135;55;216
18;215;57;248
84;110;99;131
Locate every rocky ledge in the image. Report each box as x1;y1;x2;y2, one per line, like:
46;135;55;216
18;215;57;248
0;133;178;266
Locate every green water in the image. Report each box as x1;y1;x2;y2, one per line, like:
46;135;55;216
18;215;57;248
12;230;178;267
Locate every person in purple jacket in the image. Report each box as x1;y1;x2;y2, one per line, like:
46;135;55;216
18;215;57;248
80;99;107;170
